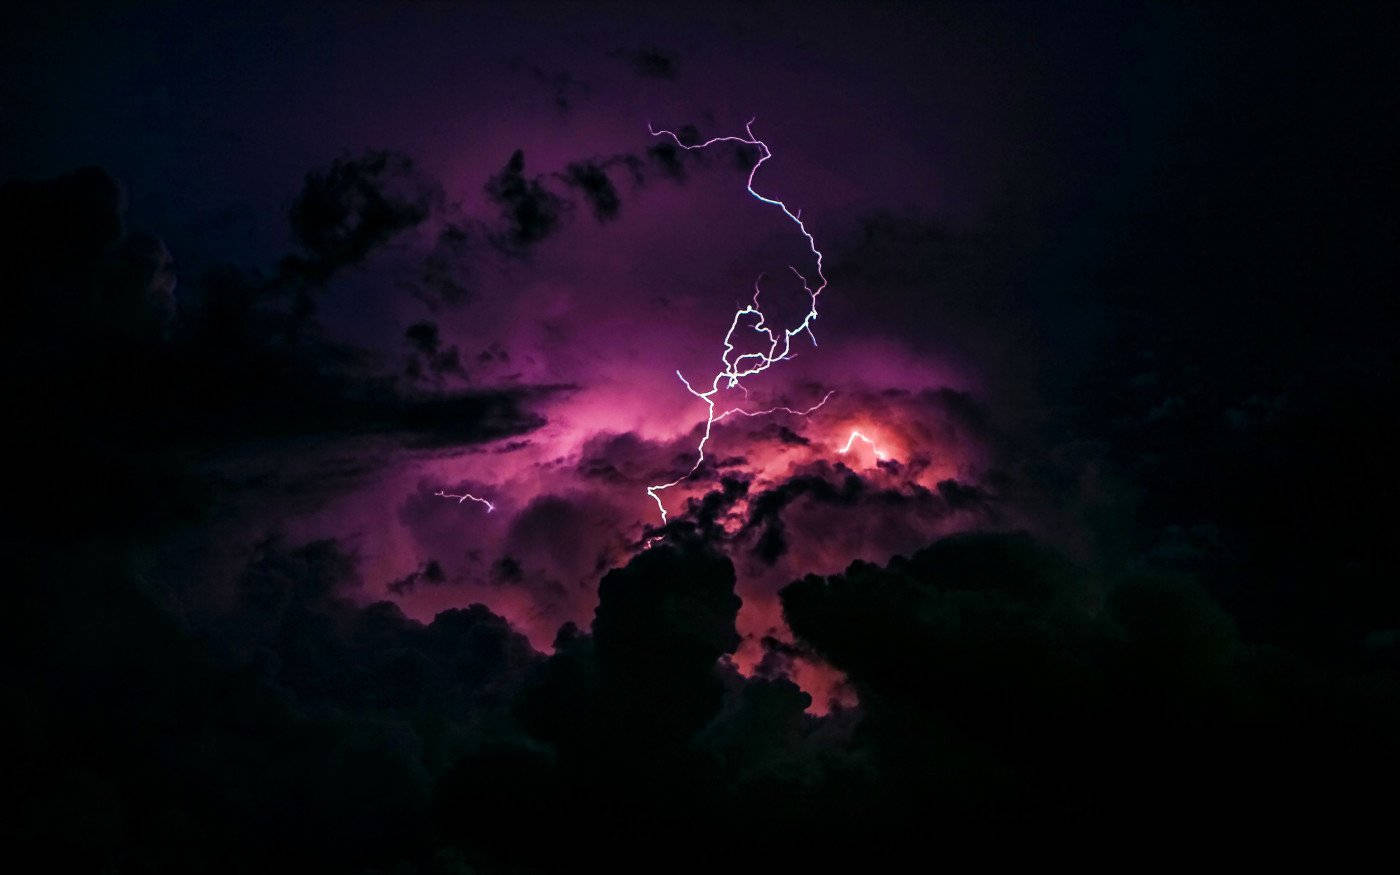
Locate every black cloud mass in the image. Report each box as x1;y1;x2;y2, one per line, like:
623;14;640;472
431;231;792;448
18;524;1399;869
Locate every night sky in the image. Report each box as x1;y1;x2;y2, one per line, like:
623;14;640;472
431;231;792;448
7;1;1399;869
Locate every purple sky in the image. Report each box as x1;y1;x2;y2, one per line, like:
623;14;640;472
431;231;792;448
2;1;1239;708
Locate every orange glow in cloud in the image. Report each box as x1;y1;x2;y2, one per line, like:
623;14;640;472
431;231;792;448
836;428;890;462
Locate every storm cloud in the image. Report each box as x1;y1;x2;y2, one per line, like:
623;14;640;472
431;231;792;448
8;1;1398;868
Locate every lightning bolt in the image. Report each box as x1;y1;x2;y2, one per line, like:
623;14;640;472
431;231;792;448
713;389;835;425
645;119;829;522
837;430;889;461
435;490;495;513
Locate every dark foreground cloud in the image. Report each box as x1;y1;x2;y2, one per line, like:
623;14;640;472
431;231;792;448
19;525;1398;871
14;536;539;872
780;532;1400;838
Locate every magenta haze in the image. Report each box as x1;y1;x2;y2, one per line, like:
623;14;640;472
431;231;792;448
642;118;831;522
434;118;834;522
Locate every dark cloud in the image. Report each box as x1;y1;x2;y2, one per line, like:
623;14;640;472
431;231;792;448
14;536;541;871
493;554;524;584
753;633;811;680
740;462;938;563
935;477;987;511
403;320;467;382
474;132;734;248
441;536;746;865
494;491;632;619
409;222;475;310
559;160;621;221
745;421;811;447
576;430;680;484
591;538;742;691
282;150;433;285
609;45;679;79
689;474;751;538
646;139;686;179
404;321;440;356
105;231;178;338
528;144;698;230
638;124;720;181
1;166;180;346
483;149;566;255
2;161;554;546
780;531;1400;835
20;510;1400;870
386;559;447;595
476;341;510;365
224;534;542;734
1;166;123;310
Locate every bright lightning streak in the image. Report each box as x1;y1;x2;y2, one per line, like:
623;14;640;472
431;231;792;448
435;490;495;513
837;430;889;460
713;390;835;425
645;119;829;522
